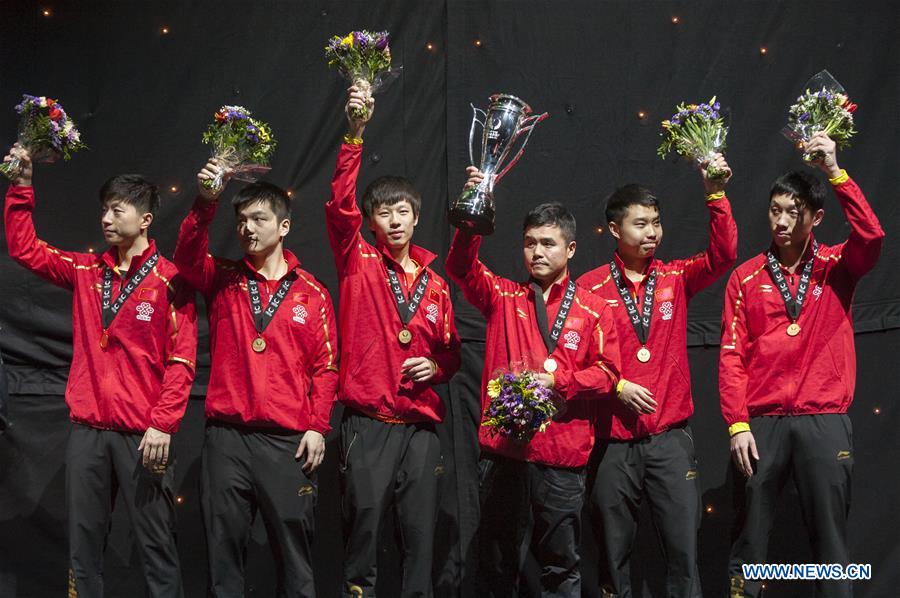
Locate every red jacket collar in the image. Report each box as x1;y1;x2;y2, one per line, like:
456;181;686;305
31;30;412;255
241;249;302;280
612;251;658;289
100;239;158;274
376;242;437;275
528;271;572;303
768;234;818;271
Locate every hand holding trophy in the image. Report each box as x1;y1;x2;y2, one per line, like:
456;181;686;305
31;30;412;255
449;94;548;235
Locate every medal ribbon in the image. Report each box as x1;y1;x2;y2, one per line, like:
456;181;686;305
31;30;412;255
246;271;297;334
531;279;577;354
765;241;818;322
386;263;430;327
101;252;160;329
609;260;657;346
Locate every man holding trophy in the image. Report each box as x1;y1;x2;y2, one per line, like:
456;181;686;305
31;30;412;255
578;156;737;597
4;145;198;597
720;132;884;598
174;169;339;596
327;87;461;598
446;94;621;598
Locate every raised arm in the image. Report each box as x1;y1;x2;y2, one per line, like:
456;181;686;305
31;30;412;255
682;153;738;299
325;86;375;275
173;160;228;294
4;145;81;290
804;133;884;279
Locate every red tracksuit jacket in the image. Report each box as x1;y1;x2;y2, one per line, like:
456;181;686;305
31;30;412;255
579;195;736;440
175;198;339;434
327;143;461;424
719;173;884;435
4;185;197;434
446;230;621;468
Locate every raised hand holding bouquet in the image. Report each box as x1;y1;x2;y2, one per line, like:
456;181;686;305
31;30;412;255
782;70;857;162
482;370;560;443
0;94;86;181
657;96;728;178
325;30;400;120
200;105;276;192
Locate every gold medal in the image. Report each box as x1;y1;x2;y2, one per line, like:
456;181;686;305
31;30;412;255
543;358;558;373
398;328;413;344
99;331;109;350
637;347;651;363
252;337;267;353
786;323;801;337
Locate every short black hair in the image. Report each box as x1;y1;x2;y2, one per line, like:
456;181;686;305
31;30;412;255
98;175;159;219
522;202;577;244
605;184;659;225
361;175;422;219
769;171;826;212
232;181;291;221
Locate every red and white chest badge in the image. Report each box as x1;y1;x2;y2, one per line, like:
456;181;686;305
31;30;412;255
812;284;823;300
563;330;581;350
425;303;439;324
659;301;674;321
135;301;154;322
292;305;308;324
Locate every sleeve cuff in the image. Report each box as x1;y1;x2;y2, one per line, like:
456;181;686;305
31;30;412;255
829;169;850;186
706;191;726;202
728;422;751;436
616;378;628;397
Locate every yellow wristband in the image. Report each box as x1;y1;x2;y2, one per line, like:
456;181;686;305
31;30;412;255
616;378;628;397
706;191;726;202
728;422;751;437
828;169;849;186
343;133;364;146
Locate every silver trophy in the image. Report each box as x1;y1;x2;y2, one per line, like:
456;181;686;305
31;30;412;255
449;94;548;235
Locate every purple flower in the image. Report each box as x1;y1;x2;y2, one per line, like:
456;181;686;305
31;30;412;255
375;32;389;51
799;112;810;122
354;31;368;49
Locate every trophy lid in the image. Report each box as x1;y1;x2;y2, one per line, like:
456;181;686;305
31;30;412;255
488;93;532;115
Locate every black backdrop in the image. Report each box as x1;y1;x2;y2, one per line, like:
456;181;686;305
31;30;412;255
1;1;899;596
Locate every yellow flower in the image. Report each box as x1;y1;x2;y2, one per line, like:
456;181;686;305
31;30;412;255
687;104;698;111
487;378;502;399
341;33;354;47
661;120;672;129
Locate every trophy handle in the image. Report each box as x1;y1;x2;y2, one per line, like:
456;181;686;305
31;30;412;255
468;104;488;166
493;112;549;184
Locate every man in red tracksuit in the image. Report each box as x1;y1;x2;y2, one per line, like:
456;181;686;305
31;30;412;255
579;155;737;597
720;133;884;598
175;166;339;597
447;168;621;597
328;89;461;597
3;145;197;598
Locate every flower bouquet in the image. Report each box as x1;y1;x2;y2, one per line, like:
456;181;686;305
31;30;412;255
200;105;276;191
0;94;87;181
325;30;401;120
482;370;560;442
782;70;857;162
657;96;728;178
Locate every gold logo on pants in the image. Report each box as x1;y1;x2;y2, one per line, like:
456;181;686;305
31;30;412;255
837;450;851;460
298;486;315;497
685;469;698;480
